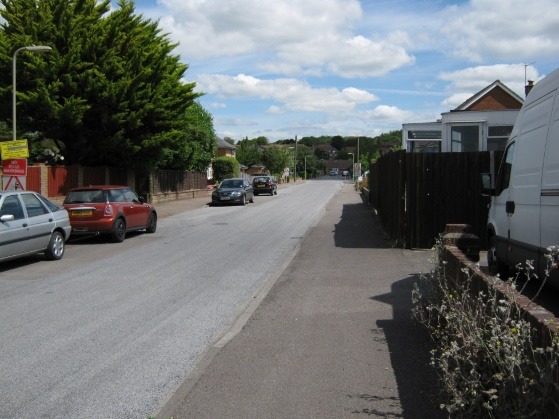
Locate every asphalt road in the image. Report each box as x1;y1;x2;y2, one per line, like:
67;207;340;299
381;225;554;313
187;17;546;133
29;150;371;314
0;179;342;418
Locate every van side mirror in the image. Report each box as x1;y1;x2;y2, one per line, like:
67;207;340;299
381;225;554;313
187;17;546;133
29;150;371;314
481;173;494;196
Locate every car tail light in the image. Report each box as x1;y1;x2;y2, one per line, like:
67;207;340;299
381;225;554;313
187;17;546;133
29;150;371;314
103;204;114;217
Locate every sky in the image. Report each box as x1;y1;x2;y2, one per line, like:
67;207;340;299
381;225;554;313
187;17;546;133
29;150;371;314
116;0;559;142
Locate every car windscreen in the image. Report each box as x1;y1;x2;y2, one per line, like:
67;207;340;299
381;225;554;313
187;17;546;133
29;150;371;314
220;180;242;188
64;189;106;204
253;177;269;183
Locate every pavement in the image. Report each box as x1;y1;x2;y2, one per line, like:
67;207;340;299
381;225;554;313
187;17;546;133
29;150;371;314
153;180;444;418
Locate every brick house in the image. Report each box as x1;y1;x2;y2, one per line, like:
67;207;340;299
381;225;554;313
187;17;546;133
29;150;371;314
402;80;524;152
216;137;237;157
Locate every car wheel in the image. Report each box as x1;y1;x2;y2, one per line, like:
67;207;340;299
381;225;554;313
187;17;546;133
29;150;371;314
146;212;157;233
488;235;508;278
111;218;126;243
44;231;65;260
241;194;247;205
254;192;259;196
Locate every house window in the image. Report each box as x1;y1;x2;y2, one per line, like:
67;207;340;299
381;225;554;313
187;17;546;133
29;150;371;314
410;141;441;152
487;125;513;151
407;130;441;153
451;125;479;152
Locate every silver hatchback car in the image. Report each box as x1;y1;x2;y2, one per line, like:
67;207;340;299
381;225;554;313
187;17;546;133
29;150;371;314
0;191;72;262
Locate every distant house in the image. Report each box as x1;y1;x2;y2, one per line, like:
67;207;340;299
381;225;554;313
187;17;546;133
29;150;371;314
402;80;524;152
216;137;237;158
206;137;238;180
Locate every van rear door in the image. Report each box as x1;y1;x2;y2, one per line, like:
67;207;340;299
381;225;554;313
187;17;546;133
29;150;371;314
540;91;559;263
508;91;555;268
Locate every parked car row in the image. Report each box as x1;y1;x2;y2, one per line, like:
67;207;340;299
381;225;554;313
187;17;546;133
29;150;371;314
2;176;279;265
211;176;278;206
1;185;157;264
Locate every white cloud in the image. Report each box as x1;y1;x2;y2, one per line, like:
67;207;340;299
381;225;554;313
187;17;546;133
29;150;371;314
365;105;413;122
156;0;414;78
196;74;379;112
267;105;283;114
439;64;543;100
441;0;559;62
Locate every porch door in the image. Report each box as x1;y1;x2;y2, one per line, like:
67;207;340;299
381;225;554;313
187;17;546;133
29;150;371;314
450;124;481;152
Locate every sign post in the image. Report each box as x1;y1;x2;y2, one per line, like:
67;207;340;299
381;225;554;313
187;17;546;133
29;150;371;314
1;141;29;191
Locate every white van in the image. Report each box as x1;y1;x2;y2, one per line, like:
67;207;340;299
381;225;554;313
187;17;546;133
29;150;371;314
482;68;559;284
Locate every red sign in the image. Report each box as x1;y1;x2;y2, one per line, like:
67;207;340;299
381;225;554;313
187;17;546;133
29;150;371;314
2;158;27;176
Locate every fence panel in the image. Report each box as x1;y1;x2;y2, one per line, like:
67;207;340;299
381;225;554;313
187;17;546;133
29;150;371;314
26;166;42;193
371;151;503;250
109;168;127;185
83;166;106;186
48;166;79;196
372;151;406;246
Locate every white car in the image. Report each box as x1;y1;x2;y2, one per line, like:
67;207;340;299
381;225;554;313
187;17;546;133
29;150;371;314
0;191;72;262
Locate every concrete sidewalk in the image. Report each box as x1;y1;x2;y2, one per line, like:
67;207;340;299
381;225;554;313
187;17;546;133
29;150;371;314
156;182;444;418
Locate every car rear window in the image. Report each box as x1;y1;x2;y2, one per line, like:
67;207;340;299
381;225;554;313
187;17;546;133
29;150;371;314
64;189;106;204
254;177;269;183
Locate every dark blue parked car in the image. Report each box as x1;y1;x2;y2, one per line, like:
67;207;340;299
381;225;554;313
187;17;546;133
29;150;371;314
211;178;255;206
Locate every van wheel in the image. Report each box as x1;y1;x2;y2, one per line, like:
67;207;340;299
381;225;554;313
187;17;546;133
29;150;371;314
488;236;508;278
111;218;126;242
45;231;65;260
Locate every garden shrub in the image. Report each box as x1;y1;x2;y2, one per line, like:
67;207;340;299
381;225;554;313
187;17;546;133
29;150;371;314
412;241;559;418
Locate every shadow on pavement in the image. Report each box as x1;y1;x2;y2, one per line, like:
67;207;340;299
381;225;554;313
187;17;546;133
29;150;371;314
334;202;391;249
373;275;446;419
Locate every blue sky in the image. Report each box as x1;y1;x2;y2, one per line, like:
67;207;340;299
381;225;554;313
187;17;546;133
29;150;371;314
115;0;559;142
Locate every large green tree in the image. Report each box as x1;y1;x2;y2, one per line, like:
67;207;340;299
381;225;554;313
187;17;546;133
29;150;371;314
160;101;215;171
261;146;291;176
0;0;203;170
235;138;263;168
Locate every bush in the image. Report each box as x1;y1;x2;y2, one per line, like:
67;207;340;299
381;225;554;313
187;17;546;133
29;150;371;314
412;241;559;418
212;156;240;181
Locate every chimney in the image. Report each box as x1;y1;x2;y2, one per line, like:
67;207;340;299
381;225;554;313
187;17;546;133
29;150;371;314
525;79;535;97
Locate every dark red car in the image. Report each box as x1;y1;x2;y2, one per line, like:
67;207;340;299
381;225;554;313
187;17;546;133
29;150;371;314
63;185;157;242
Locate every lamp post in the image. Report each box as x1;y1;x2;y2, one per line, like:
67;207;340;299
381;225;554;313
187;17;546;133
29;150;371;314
304;156;307;179
13;45;52;140
348;152;354;182
294;135;298;180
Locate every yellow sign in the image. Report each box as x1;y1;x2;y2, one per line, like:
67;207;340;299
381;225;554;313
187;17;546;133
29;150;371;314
0;140;29;159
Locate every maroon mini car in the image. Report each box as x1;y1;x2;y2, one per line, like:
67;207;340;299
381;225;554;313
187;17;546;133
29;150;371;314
63;185;157;242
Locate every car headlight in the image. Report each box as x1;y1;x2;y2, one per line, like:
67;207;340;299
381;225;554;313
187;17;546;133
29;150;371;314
231;191;241;196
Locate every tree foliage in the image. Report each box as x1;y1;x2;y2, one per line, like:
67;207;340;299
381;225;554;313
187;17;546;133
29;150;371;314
0;0;207;170
159;101;215;171
261;146;291;176
235;138;263;168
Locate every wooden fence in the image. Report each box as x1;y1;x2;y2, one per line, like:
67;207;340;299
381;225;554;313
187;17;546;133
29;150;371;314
370;150;503;249
3;164;208;205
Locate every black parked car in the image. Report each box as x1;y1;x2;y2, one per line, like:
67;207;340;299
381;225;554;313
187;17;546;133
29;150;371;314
212;178;255;205
252;176;277;196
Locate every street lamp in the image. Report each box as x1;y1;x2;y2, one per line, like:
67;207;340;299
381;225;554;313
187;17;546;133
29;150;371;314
348;152;354;182
13;45;52;140
304;156;307;179
294;135;298;180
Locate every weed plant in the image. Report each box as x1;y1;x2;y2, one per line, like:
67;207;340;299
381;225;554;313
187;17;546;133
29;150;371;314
412;240;559;418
